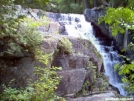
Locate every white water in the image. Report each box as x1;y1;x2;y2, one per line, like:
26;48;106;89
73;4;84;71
47;13;127;96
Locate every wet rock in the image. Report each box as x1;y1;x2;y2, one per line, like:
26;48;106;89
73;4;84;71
59;25;68;35
75;18;80;22
84;8;97;22
59;25;66;33
77;24;81;28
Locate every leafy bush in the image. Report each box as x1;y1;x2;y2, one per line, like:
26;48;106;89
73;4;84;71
0;17;50;58
0;84;33;101
0;0;50;58
0;53;65;101
99;7;134;36
30;66;64;101
0;67;65;101
114;63;134;94
58;37;74;54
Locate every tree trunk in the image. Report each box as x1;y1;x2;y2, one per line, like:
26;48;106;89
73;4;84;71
74;0;76;4
94;0;98;7
123;28;128;49
83;0;88;8
100;0;109;6
78;0;81;5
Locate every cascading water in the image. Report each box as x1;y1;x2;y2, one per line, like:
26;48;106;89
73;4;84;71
46;13;127;96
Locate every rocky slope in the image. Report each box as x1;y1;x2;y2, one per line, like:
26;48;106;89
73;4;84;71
0;9;117;100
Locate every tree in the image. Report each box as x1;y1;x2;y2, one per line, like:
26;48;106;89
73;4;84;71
107;0;134;8
14;0;49;8
0;0;50;58
94;0;98;7
99;7;134;49
55;0;84;13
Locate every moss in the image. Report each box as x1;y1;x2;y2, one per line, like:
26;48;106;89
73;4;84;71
92;48;102;59
86;61;97;70
57;37;74;54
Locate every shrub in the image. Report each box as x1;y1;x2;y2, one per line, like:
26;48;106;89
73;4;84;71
0;54;65;101
0;17;49;58
114;63;134;94
0;14;65;101
58;37;74;54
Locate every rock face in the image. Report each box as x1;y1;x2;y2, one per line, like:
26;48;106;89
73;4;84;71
0;57;34;89
0;11;111;98
51;36;104;96
84;7;132;53
0;33;107;94
84;8;111;38
40;35;106;96
84;7;105;23
56;69;86;95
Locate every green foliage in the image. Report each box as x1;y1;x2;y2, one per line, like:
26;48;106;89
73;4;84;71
0;17;50;58
43;0;60;12
70;3;84;13
0;0;49;17
58;37;74;54
30;66;63;101
0;0;66;101
86;60;97;70
0;53;65;101
99;7;134;36
0;0;51;58
14;0;49;9
57;0;72;13
126;0;134;9
108;0;134;8
81;80;90;95
114;63;134;94
100;6;134;94
0;84;33;101
46;0;84;13
0;67;64;101
92;48;101;59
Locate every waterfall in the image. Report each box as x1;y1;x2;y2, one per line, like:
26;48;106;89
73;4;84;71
46;13;127;96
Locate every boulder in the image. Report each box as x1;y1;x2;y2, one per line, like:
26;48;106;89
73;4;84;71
69;38;103;73
84;7;104;23
48;21;60;34
0;57;34;90
52;54;89;70
56;69;86;95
